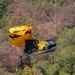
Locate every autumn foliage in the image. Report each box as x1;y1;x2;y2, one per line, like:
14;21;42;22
0;0;75;75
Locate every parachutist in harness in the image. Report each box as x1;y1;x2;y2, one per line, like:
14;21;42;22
8;25;56;69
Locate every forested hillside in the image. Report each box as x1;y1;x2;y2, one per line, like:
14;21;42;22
0;0;75;75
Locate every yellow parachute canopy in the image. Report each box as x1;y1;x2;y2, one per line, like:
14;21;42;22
8;25;32;47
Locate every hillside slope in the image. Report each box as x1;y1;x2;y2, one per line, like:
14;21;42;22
0;0;75;75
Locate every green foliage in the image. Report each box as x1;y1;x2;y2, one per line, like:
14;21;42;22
57;38;69;49
22;66;33;75
33;61;51;70
56;27;75;75
59;72;70;75
0;20;3;28
55;0;66;6
14;69;22;75
46;63;60;75
56;45;75;74
57;28;75;49
62;28;75;45
25;18;34;26
0;67;6;75
40;0;54;10
0;0;13;19
56;45;75;64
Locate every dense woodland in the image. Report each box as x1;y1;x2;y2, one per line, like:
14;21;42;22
0;0;75;75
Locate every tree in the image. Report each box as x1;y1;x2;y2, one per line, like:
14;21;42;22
0;0;13;19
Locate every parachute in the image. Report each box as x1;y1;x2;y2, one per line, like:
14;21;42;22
8;26;32;47
8;25;56;55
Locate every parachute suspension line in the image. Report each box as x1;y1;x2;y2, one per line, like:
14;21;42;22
16;47;25;57
16;47;21;56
